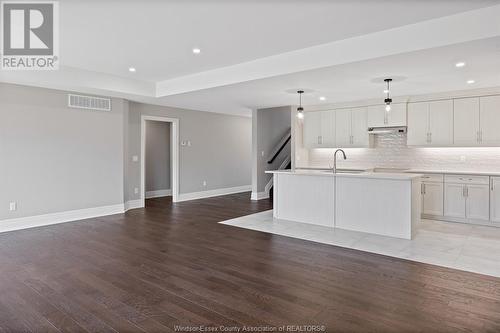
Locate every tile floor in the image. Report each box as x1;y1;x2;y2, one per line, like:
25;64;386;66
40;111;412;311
220;210;500;278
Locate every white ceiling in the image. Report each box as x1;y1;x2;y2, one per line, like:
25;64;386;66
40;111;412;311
61;0;499;82
155;37;500;114
2;0;500;116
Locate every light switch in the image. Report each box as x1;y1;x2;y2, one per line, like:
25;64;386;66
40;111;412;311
134;188;139;194
9;202;16;211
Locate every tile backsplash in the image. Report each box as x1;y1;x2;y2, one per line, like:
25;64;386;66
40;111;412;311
307;133;500;172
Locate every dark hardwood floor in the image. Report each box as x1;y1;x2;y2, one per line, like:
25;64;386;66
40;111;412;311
1;192;500;332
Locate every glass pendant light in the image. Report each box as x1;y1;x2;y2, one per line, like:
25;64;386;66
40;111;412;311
296;90;304;119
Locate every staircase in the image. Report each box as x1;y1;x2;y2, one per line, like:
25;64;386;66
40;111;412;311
266;128;291;199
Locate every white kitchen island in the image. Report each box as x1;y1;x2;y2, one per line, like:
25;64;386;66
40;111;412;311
266;170;422;239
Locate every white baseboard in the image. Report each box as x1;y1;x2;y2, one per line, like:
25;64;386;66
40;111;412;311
251;191;269;201
145;189;172;199
177;185;251;202
0;204;125;234
125;199;144;211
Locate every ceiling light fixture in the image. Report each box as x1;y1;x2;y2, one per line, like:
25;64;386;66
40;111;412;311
319;96;326;101
192;48;201;54
467;79;475;84
297;90;305;119
384;78;392;112
455;62;466;68
128;67;136;72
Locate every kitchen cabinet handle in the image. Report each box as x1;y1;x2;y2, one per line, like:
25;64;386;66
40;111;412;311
423;184;426;195
477;131;481;143
480;131;483;143
462;186;466;197
429;132;432;143
491;179;494;192
421;183;424;195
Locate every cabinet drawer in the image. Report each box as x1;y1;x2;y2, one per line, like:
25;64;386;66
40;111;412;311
445;174;489;185
420;174;444;183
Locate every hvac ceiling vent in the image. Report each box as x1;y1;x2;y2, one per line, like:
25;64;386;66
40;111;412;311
68;94;111;111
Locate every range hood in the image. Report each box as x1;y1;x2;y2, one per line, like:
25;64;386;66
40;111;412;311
368;126;407;135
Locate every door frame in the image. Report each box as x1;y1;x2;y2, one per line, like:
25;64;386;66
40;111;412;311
141;115;179;205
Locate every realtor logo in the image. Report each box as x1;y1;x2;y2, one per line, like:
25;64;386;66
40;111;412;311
1;1;59;70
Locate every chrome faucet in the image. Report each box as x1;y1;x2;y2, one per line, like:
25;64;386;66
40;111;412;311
333;149;347;173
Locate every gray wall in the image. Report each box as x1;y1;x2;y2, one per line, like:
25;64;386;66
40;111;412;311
0;83;125;220
253;106;292;193
126;102;252;201
145;121;171;192
0;82;253;220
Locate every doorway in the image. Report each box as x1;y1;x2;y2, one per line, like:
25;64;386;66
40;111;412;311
141;116;179;205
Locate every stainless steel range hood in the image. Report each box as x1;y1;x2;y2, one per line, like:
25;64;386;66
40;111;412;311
368;126;407;135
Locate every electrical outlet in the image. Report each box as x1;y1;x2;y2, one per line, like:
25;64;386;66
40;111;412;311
187;140;191;147
132;155;139;162
203;181;207;187
460;155;466;162
134;187;139;194
261;151;265;157
9;202;17;211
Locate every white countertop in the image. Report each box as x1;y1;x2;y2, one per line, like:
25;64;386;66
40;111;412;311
265;169;422;180
406;169;500;177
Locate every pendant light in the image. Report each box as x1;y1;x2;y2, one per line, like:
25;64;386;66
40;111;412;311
384;78;392;112
296;90;304;119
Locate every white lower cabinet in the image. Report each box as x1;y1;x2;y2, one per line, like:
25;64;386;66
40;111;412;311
466;184;490;221
422;182;444;216
444;183;466;218
490;177;500;223
444;175;490;222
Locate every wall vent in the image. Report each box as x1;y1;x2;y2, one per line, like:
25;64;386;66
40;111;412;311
68;94;111;111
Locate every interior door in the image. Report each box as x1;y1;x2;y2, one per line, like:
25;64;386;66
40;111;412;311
303;111;322;148
444;183;466;218
453;98;480;146
429;100;453;146
320;110;336;147
407;102;429;146
335;109;352;147
491;177;500;223
479;95;500;146
422;182;444;216
466;184;490;221
351;107;369;147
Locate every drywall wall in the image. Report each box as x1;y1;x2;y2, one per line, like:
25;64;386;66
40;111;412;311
145;121;171;192
307;132;500;171
253;106;292;194
127;102;252;201
0;83;125;220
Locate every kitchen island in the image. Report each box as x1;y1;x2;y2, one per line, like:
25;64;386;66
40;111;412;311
266;169;422;239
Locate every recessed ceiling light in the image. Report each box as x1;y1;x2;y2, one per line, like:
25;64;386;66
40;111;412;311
128;67;136;72
467;79;475;84
319;96;326;101
192;48;201;54
455;62;466;68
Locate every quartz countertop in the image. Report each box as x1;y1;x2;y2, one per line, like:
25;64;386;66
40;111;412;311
265;169;422;180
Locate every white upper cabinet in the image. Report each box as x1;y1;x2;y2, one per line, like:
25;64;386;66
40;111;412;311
320;110;336;147
351;107;369;147
335;107;369;148
367;103;407;128
407;100;453;146
303;110;335;148
407;102;429;146
429;100;454;146
303;111;322;148
335;109;351;147
453;97;480;146
479;95;500;146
